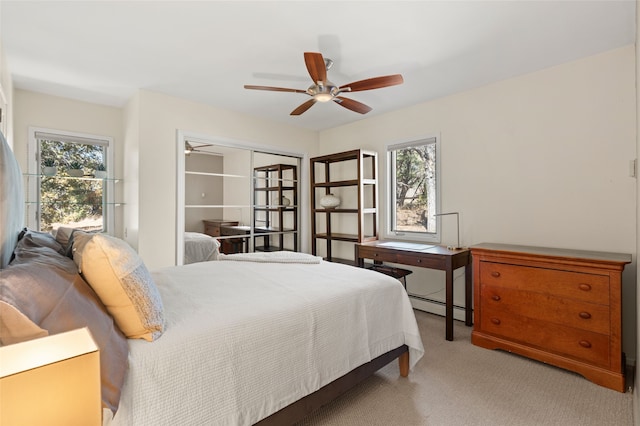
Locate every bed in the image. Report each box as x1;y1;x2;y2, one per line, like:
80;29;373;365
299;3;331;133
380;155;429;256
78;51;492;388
0;132;424;425
183;231;220;264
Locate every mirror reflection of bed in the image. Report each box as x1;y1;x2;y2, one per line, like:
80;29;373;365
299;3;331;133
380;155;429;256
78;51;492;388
183;231;220;264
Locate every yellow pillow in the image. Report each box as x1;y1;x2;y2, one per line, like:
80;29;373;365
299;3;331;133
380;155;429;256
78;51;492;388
72;233;164;341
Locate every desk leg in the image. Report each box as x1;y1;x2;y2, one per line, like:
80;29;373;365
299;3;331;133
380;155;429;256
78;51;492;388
465;263;473;326
445;267;454;341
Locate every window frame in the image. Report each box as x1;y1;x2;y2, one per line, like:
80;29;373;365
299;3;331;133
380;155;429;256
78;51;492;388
384;135;441;243
27;127;115;234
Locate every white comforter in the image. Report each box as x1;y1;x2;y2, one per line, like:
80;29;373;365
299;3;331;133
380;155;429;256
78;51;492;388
105;259;424;426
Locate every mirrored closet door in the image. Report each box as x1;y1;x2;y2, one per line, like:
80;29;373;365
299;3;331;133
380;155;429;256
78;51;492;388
176;134;302;265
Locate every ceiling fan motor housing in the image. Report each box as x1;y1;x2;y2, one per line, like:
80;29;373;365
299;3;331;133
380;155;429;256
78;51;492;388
308;81;346;102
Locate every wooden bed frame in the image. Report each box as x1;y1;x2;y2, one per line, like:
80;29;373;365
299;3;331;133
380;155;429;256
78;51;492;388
257;345;409;425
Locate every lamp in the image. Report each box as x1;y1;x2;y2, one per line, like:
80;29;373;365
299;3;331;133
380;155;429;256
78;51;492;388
434;211;462;250
0;327;101;426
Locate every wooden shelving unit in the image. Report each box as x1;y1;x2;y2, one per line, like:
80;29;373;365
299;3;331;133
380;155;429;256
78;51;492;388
310;149;378;263
253;163;298;252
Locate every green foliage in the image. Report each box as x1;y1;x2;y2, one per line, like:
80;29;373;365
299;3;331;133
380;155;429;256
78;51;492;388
43;158;56;167
39;140;105;231
395;145;434;208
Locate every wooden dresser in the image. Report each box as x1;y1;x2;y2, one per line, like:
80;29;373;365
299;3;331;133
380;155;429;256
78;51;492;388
471;243;631;392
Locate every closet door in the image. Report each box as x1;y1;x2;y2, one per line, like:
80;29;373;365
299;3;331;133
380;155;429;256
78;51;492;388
177;135;302;265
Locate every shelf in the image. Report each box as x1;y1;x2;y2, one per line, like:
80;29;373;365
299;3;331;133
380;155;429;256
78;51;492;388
185;204;249;208
310;149;378;262
186;171;247;179
254;186;296;192
254;206;297;211
313;233;377;242
312;178;376;188
254;246;295;252
252;163;299;252
323;257;358;266
313;208;360;213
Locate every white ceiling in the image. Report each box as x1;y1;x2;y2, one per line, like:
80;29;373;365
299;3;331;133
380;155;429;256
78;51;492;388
1;1;635;132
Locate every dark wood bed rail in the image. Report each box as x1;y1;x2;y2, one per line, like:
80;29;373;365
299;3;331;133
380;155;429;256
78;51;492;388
255;344;409;425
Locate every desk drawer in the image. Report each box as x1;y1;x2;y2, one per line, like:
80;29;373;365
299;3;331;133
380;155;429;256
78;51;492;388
358;246;444;268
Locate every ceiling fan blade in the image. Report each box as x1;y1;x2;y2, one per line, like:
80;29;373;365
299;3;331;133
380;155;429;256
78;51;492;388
291;99;317;116
244;85;307;94
334;97;372;114
304;52;327;84
340;74;404;92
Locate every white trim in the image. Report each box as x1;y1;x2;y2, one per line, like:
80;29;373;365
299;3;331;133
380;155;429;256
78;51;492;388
383;134;441;243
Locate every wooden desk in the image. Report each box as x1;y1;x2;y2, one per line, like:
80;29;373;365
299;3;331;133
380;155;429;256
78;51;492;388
355;240;472;341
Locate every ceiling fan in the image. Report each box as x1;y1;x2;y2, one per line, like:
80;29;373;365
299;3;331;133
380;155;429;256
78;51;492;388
244;52;404;116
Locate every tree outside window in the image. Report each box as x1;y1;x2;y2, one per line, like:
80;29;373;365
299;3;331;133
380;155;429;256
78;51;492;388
39;139;106;232
388;137;439;241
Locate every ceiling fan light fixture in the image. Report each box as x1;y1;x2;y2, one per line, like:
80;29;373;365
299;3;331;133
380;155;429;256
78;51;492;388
314;93;334;102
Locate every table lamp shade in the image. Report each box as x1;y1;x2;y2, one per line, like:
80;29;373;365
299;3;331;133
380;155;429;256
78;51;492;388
0;327;101;426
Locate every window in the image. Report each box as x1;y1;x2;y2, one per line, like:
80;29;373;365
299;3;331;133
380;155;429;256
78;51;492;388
27;128;114;234
386;136;440;242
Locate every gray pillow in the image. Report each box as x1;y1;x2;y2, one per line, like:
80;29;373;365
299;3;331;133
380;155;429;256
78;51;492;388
2;230;129;413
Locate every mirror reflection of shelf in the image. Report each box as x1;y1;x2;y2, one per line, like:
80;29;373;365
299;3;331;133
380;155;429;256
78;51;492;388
185;171;247;179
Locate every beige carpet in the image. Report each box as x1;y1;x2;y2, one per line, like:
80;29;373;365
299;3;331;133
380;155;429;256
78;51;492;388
297;310;634;426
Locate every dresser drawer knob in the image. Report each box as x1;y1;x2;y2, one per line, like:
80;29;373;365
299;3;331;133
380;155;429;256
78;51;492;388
579;312;592;320
579;340;592;349
490;318;501;325
490;271;501;278
491;295;501;301
578;283;592;291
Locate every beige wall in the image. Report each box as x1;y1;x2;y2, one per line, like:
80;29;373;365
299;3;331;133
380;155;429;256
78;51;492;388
127;90;318;269
0;2;14;144
12;90;125;236
320;46;638;358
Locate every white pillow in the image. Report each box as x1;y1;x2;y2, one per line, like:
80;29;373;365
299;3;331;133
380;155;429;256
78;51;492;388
72;233;164;341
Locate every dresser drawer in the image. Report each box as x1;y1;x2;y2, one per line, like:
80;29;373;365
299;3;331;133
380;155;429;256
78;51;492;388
480;285;609;334
479;305;610;367
479;261;609;304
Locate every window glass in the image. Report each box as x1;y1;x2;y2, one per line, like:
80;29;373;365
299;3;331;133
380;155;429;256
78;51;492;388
28;130;113;234
38;139;107;232
387;137;439;241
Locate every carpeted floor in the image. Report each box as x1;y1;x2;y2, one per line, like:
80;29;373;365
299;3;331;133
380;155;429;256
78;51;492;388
297;310;634;426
